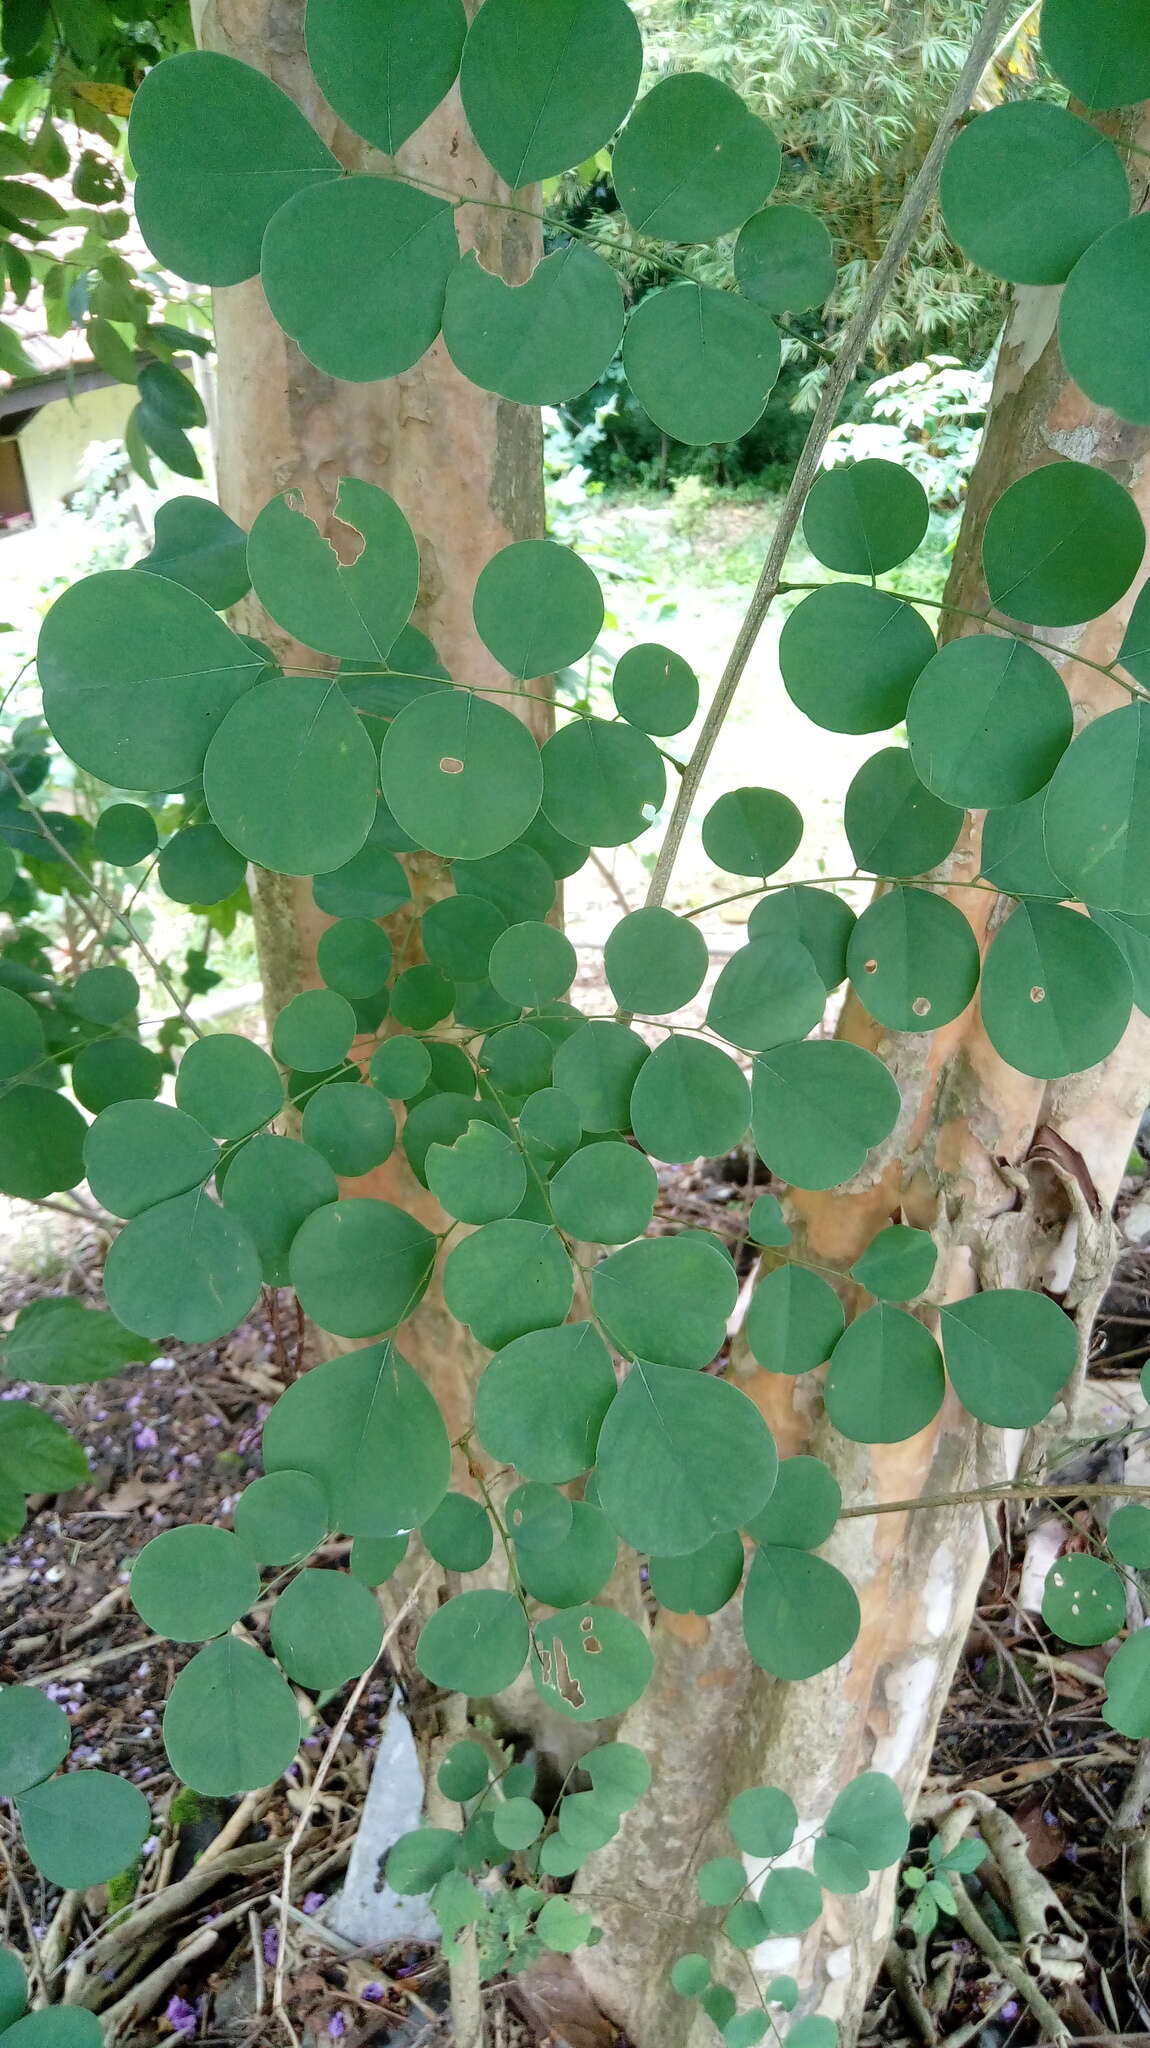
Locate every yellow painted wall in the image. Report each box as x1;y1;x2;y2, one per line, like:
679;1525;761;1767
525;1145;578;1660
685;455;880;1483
16;383;137;526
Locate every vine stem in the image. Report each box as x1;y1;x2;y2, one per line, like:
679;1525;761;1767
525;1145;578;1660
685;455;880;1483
839;1478;1150;1520
641;0;1017;912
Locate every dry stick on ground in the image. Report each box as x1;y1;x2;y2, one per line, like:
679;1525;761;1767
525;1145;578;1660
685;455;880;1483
271;1565;435;2032
0;1829;45;2003
99;1926;219;2044
641;0;1015;912
930;1800;1072;2045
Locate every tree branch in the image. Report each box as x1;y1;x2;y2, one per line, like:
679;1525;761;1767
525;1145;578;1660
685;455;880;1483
643;0;1017;910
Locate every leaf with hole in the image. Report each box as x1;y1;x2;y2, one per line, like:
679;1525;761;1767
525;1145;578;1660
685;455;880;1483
979;900;1132;1079
623;283;781;446
533;1603;653;1722
263;1341;450;1537
595;1361;777;1555
1042;1554;1126;1647
541;718;665;848
444;243;624;404
847;888;980;1033
248;480;419;663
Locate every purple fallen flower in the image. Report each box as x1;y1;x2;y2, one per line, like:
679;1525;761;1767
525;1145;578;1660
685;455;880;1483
263;1927;279;1966
165;1993;199;2036
302;1891;325;1915
328;2015;348;2040
362;1983;383;2003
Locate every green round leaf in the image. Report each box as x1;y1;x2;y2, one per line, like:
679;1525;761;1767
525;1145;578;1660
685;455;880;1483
586;1742;651;1811
403;1093;501;1186
305;0;466;154
391;965;455;1032
418;1589;530;1695
422;1493;494;1573
939;101;1128;285
85;1105;216;1212
248;480;419;663
813;1835;869;1894
907;636;1072;807
443;243;624;404
743;1547;861;1680
272;989;357;1072
0;988;42;1085
387;1827;460;1894
263;1341;450;1537
314;835;411;922
72;1038;163;1116
550;1141;656;1243
728;1784;796;1858
735;203;836;312
724;1901;770;1951
592;1233;737;1370
460;0;642;186
702;787;802;877
1042;1553;1126;1647
751;1040;900;1190
423;895;507;982
137;494;251;611
825;1303;946;1443
0;1299;155;1389
979;900;1132;1079
1108;1503;1150;1568
456;844;556;924
222;1134;338;1285
507;1480;572;1552
290;1199;437;1338
131;1525;258;1642
604;908;708;1017
533;1603;654;1721
851;1225;936;1303
0;1087;84;1200
474;541;603;682
748;885;856;991
748;1193;791;1248
980;791;1066;901
270;1568;383;1689
613;73;780;241
492;1796;544;1852
938;1289;1077;1427
803;459;928;575
1041;0;1150;108
1;2015;102;2048
596;1361;777;1556
444;1221;573;1350
261;176;458;382
129;50;339;284
17;1771;150;1889
745;1455;841;1551
983;461;1143;628
541;718;665;847
39;569;263;789
697;1856;745;1906
475;1323;616;1482
780;583;935;736
623;282;781;446
164;1636;302;1794
381;690;543;860
536;1893;593;1951
0;1686;69;1797
437;1740;490;1803
93;803;158;866
1043;703;1150;914
234;1470;329;1566
847;888;981;1033
176;1032;283;1140
69;965;138;1026
158;821;246;906
1104;1628;1150;1738
671;1955;711;1997
845;747;964;877
761;1867;822;1934
613;643;699;737
519;1087;583;1174
371;1036;433;1100
489;922;576;1008
649;1530;744;1616
204;676;378;875
104;1192;261;1343
427;1121;527;1225
1065;214;1150;412
351;1533;408;1588
708;933;826;1051
825;1771;908;1869
516;1502;618;1606
301;1083;396;1178
552;1020;649;1133
0;1945;26;2031
745;1264;844;1376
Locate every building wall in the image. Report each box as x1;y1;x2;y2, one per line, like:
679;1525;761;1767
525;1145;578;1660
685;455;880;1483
16;383;137;526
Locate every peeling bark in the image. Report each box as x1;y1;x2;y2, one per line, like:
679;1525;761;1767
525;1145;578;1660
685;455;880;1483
575;112;1150;2048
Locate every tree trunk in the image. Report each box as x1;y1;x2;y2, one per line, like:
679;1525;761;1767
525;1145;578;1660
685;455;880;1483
193;0;546;1439
574;120;1150;2048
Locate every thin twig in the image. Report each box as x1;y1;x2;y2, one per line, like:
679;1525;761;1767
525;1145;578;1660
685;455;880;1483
839;1479;1150;1520
272;1565;434;2029
642;0;1016;910
99;1926;218;2043
0;1829;45;2003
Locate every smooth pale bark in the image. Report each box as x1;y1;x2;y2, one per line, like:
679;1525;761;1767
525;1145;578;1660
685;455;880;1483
575;118;1150;2048
194;0;546;1440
